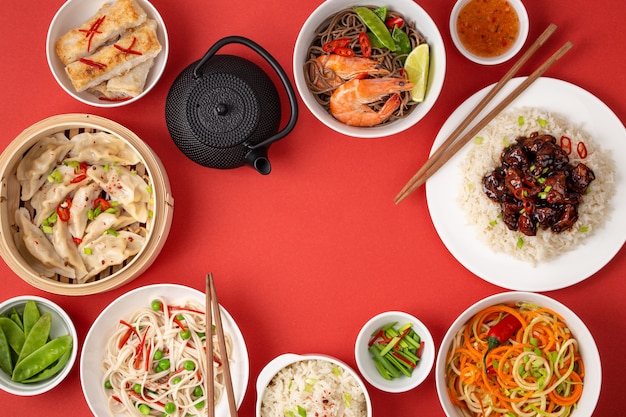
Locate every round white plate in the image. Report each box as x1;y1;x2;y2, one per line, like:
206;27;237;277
426;77;626;291
80;284;249;416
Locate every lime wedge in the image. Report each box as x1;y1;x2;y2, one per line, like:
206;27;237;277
353;7;396;51
404;43;430;102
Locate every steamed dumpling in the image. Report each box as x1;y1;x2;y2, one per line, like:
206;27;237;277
80;230;145;279
13;208;75;278
30;164;87;226
16;133;72;201
87;164;151;222
68;181;102;240
79;211;136;249
52;219;88;282
67;131;142;166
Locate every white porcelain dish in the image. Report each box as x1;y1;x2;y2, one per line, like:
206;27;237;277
256;353;372;416
0;296;78;396
426;77;626;291
80;284;249;416
354;310;434;393
450;0;528;65
293;0;446;138
46;0;169;107
435;291;601;416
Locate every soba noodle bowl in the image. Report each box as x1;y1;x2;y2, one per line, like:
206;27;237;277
102;297;232;416
304;6;427;125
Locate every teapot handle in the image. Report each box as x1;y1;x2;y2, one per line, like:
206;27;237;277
193;36;298;150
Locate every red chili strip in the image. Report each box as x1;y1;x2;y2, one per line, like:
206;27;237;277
79;58;107;70
417;341;425;358
98;96;133;102
79;16;106;52
173;316;187;333
368;329;384;347
119;320;141;341
322;37;351;53
577;141;588;159
133;325;151;369
118;328;134;349
169;306;205;315
560;135;572;155
114;37;142;56
70;174;87;184
391;351;417;368
358;31;371;58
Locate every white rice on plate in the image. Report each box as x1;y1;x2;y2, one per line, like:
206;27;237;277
457;107;615;263
260;359;367;417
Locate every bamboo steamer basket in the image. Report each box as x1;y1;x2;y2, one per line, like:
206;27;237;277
0;114;174;295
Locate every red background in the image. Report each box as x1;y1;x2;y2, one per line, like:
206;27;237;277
1;0;624;415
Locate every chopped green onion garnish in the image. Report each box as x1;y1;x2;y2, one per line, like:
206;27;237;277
518;116;525;125
84;247;92;255
537;118;547;128
516;237;524;249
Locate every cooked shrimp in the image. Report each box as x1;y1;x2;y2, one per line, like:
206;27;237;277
330;77;414;127
311;54;390;90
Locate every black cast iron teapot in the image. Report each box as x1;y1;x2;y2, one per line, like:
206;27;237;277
165;36;298;175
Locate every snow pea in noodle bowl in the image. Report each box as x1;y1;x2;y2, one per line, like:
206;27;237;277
303;6;427;125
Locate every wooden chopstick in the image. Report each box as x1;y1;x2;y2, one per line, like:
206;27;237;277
394;24;565;204
205;273;238;417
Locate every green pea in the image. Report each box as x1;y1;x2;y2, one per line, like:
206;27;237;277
164;402;176;414
11;334;72;382
0;317;25;354
151;300;162;311
138;403;150;415
153;349;163;360
104;380;113;389
157;358;170;371
183;360;195;371
176;314;184;320
134;383;142;393
195;400;205;409
0;327;13;375
171;376;181;385
22;348;72;383
180;330;191;340
17;313;51;365
193;385;203;397
22;301;41;336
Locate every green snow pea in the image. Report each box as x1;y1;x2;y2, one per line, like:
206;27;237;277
11;334;72;382
0;317;25;354
0;326;12;375
22;347;71;383
9;307;24;331
17;312;51;365
23;301;41;336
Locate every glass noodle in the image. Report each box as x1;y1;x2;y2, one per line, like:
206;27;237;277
102;297;232;416
304;7;426;125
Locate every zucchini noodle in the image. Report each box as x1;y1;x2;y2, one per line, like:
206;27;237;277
444;302;584;417
102;297;232;416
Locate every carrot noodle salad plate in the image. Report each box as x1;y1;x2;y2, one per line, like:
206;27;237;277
443;302;584;417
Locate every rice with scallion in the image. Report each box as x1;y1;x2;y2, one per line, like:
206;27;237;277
457;107;615;263
260;359;368;417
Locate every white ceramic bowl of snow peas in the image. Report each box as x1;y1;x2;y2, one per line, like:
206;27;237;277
0;296;77;396
354;310;434;392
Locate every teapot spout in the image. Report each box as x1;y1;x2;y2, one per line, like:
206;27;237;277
245;146;271;175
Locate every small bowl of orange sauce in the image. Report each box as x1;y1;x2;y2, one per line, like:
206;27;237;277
450;0;528;65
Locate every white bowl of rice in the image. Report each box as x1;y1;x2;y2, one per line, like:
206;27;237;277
256;353;372;417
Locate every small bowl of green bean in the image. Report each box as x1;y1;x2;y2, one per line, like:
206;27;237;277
0;296;77;396
354;310;435;393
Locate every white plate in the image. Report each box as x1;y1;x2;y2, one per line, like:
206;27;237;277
426;77;626;291
80;284;249;416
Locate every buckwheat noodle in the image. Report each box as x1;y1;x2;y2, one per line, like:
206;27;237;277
103;296;232;416
444;302;584;416
304;7;426;124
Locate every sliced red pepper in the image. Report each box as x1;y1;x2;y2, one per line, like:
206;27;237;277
385;16;405;29
391;351;417;368
333;46;354;57
133;325;150;369
560;135;572;155
118;328;134;349
70;174;87;184
79;57;107;70
168;306;205;315
322;37;351;53
577;141;588;159
79;16;106;52
94;197;111;211
358;31;372;58
368;329;384;347
56;197;72;222
417;341;425;358
114;37;142;56
173;316;187;333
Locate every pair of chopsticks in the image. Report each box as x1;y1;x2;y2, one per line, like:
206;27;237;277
205;273;238;417
394;23;573;204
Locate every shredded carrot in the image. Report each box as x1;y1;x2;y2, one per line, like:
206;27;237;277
444;302;585;416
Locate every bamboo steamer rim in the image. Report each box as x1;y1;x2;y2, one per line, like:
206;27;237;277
0;114;174;295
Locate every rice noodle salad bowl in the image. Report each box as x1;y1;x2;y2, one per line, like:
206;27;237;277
256;353;372;417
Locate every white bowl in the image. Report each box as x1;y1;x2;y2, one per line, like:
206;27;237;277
293;0;446;138
355;311;434;393
450;0;529;65
0;296;78;396
435;292;601;416
46;0;169;107
80;284;249;416
256;353;372;416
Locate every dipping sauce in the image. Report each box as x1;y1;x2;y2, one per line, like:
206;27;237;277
456;0;520;58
